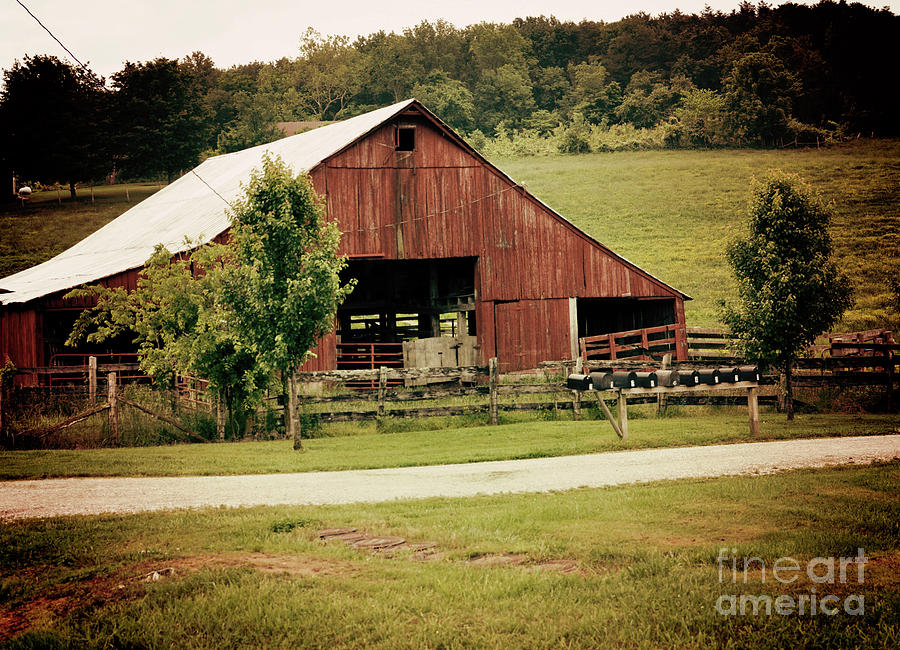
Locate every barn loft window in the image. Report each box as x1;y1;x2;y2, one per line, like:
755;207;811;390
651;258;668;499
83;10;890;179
395;126;416;151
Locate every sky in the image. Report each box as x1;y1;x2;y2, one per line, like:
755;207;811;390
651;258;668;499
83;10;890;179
1;0;897;81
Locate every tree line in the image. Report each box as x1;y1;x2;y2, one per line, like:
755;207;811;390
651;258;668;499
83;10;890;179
2;1;898;195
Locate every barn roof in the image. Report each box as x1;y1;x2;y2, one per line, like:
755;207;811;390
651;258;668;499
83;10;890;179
0;99;688;305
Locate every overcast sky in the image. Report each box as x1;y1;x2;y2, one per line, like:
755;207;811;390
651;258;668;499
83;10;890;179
2;0;897;81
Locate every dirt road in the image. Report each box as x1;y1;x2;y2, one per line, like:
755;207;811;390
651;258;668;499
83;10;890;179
2;435;898;520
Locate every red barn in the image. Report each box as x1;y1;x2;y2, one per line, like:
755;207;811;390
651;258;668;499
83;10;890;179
0;100;689;384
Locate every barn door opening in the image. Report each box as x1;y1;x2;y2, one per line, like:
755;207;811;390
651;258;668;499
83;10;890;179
337;257;477;372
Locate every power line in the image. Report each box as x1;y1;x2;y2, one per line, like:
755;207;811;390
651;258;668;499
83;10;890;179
191;170;234;208
14;0;92;74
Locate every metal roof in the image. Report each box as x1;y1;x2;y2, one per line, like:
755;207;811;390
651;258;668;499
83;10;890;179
0;99;417;305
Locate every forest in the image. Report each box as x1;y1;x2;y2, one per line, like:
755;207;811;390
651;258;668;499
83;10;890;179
1;1;898;193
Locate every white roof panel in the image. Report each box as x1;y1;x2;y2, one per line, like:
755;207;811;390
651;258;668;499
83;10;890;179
0;99;415;305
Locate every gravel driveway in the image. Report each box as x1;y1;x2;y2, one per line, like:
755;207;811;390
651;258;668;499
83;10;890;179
2;435;898;520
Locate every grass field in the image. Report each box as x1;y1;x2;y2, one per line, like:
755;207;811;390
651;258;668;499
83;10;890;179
2;412;897;480
496;140;900;328
2;142;897;329
2;462;898;647
0;182;162;278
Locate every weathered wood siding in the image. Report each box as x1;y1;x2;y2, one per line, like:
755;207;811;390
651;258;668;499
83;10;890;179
313;118;677;303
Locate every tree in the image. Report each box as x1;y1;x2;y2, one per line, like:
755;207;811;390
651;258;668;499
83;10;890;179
722;172;853;420
111;57;212;182
566;59;622;125
67;242;267;438
723;52;800;146
222;155;355;448
296;29;361;120
0;55;109;198
411;71;475;131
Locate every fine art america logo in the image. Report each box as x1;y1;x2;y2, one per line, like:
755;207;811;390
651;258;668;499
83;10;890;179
716;548;867;616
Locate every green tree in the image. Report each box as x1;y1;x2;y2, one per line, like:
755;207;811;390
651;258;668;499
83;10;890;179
67;242;266;438
222;155;355;448
723;52;800;146
296;29;361;120
474;64;535;133
112;57;211;182
0;55;110;198
722;172;852;420
411;71;475;131
566;59;622;125
670;88;728;147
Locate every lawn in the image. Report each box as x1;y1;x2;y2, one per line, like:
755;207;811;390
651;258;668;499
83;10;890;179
0;182;162;278
1;462;897;647
2;412;897;480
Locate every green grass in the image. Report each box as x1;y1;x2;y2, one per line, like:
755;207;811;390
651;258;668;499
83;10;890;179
495;140;900;329
2;462;898;647
2;412;897;480
0;183;162;278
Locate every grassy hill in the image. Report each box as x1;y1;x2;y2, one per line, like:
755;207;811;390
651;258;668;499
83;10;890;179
1;141;897;330
496;140;900;329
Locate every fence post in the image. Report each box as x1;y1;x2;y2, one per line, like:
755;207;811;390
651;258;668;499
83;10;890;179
377;366;388;417
216;389;226;441
107;372;119;443
572;389;581;421
617;388;628;440
748;386;760;436
88;356;97;406
657;353;671;416
489;357;499;426
291;370;302;450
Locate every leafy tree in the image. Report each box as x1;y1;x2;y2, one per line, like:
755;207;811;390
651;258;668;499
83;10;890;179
356;31;423;104
670;88;728;147
566;59;622;125
411;71;475;131
723;52;800;146
66;242;266;438
722;171;852;420
112;57;212;182
475;64;535;133
0;55;109;198
296;29;361;120
222;155;355;448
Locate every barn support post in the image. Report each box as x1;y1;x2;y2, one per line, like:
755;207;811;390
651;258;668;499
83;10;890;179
489;357;499;425
617;389;629;439
568;297;579;361
748;386;760;436
107;373;119;443
88;356;98;406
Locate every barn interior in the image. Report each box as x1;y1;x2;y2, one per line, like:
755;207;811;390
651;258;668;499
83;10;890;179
336;257;478;370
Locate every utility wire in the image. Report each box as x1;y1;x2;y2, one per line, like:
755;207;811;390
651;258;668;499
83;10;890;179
191;170;235;208
14;0;92;74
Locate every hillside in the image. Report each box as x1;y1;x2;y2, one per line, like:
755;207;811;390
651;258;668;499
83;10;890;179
1;142;897;331
497;140;900;330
